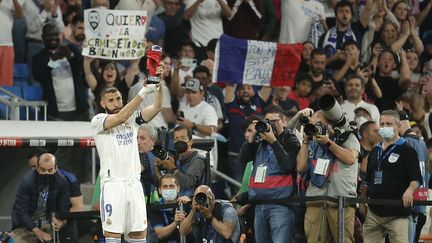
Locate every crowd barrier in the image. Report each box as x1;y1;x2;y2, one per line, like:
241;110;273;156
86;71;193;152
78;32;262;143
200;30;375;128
55;196;432;243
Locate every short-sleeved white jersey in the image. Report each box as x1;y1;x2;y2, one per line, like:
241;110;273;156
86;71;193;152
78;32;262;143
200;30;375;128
91;111;142;183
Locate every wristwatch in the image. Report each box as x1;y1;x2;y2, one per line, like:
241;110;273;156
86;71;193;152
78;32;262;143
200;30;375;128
206;215;214;223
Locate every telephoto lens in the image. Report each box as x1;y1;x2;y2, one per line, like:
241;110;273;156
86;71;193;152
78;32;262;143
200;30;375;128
152;144;169;160
194;192;208;206
255;121;270;133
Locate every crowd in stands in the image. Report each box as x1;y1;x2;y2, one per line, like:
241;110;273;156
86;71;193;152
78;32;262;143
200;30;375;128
3;0;432;242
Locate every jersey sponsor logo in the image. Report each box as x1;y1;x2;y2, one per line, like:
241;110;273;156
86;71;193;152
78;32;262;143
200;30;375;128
116;132;134;146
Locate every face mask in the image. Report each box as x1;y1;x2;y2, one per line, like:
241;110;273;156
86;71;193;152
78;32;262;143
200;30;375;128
38;174;54;185
355;116;369;127
161;189;178;201
379;127;395;140
174;141;188;154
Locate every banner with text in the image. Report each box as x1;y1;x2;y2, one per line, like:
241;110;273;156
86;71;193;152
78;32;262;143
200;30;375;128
83;8;148;60
212;35;303;87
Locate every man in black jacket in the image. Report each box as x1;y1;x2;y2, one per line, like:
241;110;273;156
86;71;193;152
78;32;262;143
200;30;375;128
12;153;70;243
32;22;89;121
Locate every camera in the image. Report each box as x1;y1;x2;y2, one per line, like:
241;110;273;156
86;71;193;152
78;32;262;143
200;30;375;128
255;121;276;134
304;123;327;138
317;94;348;129
152;144;169;160
195;192;208;206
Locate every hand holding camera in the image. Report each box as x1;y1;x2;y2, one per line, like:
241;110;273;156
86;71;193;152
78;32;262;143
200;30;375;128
194;192;213;218
254;121;277;144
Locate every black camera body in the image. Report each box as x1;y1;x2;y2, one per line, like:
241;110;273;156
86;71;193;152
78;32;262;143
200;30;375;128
152;144;169;160
195;192;208;206
304;123;328;138
255;121;277;134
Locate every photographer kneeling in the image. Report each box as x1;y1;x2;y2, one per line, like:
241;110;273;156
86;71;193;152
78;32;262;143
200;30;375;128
179;185;241;242
238;104;300;242
296;109;360;243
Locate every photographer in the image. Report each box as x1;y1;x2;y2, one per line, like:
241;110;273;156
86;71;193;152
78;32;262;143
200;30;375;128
179;185;241;243
155;126;205;197
238;104;300;242
296;110;360;243
148;174;193;243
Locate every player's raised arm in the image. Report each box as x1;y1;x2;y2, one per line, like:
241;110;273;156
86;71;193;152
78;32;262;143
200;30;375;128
100;85;158;131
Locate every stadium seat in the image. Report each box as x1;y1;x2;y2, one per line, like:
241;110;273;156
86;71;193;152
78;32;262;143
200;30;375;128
13;63;29;87
22;85;43;101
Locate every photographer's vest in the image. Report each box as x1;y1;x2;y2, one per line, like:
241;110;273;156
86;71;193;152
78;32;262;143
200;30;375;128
176;154;206;197
248;143;294;200
308;141;336;188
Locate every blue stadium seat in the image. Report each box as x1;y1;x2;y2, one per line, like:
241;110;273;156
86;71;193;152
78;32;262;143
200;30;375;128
0;86;22;119
13;63;29;86
22;85;43;101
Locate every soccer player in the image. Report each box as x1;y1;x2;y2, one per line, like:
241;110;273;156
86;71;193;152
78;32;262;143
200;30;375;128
91;65;164;243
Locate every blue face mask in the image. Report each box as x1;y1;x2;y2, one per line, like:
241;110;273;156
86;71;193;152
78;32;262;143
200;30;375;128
379;127;395;140
161;189;178;201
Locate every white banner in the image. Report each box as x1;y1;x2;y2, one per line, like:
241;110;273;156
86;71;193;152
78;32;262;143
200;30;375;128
83;9;148;60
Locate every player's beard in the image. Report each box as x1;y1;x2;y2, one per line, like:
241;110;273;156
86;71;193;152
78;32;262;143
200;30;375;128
106;107;121;114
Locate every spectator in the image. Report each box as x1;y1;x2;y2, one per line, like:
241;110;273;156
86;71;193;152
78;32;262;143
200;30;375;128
405;50;422;94
11;153;70;243
360;110;422;243
193;65;224;111
318;0;372;66
223;83;271;187
397;110;429;243
224;0;262;40
183;0;232;61
297;41;315;74
145;15;166;47
128;55;176;129
137;124;158;200
83;57;140;111
257;0;277;41
341;74;381;124
353;106;374;127
297;110;360;243
0;0;23;86
63;13;85;50
60;5;81;44
32;22;89;121
114;0;159;33
279;0;326;44
177;78;218;138
179;185;241;242
287;73;313;110
23;0;65;83
358;121;382;174
239;104;300;242
200;38;217;75
372;49;411;111
267;86;300;112
148;174;193;243
157;0;189;58
170;40;197;91
27;150;83;243
410;93;432;139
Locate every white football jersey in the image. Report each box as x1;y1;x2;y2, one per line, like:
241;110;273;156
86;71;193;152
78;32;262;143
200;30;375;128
91;111;142;183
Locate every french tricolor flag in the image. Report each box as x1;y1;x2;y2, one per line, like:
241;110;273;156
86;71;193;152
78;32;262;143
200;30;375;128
212;35;303;87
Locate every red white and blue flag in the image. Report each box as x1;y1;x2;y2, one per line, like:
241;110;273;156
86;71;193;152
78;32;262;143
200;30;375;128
212;35;303;87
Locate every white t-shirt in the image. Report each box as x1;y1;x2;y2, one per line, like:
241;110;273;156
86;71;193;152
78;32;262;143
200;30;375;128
0;0;24;45
91;111;142;183
279;0;325;44
51;58;76;112
178;100;218;138
341;100;380;124
128;78;172;128
184;0;225;46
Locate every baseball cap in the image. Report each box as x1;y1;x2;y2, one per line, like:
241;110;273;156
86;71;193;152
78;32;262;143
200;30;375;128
354;106;372;117
397;110;410;121
182;78;204;92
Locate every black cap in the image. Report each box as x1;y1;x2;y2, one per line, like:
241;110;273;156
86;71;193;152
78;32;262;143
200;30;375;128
398;110;409;121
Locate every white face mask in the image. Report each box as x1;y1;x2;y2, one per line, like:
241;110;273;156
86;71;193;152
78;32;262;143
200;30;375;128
161;189;178;201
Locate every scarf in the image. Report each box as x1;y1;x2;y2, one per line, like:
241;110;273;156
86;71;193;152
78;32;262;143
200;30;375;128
322;24;357;56
309;17;325;48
